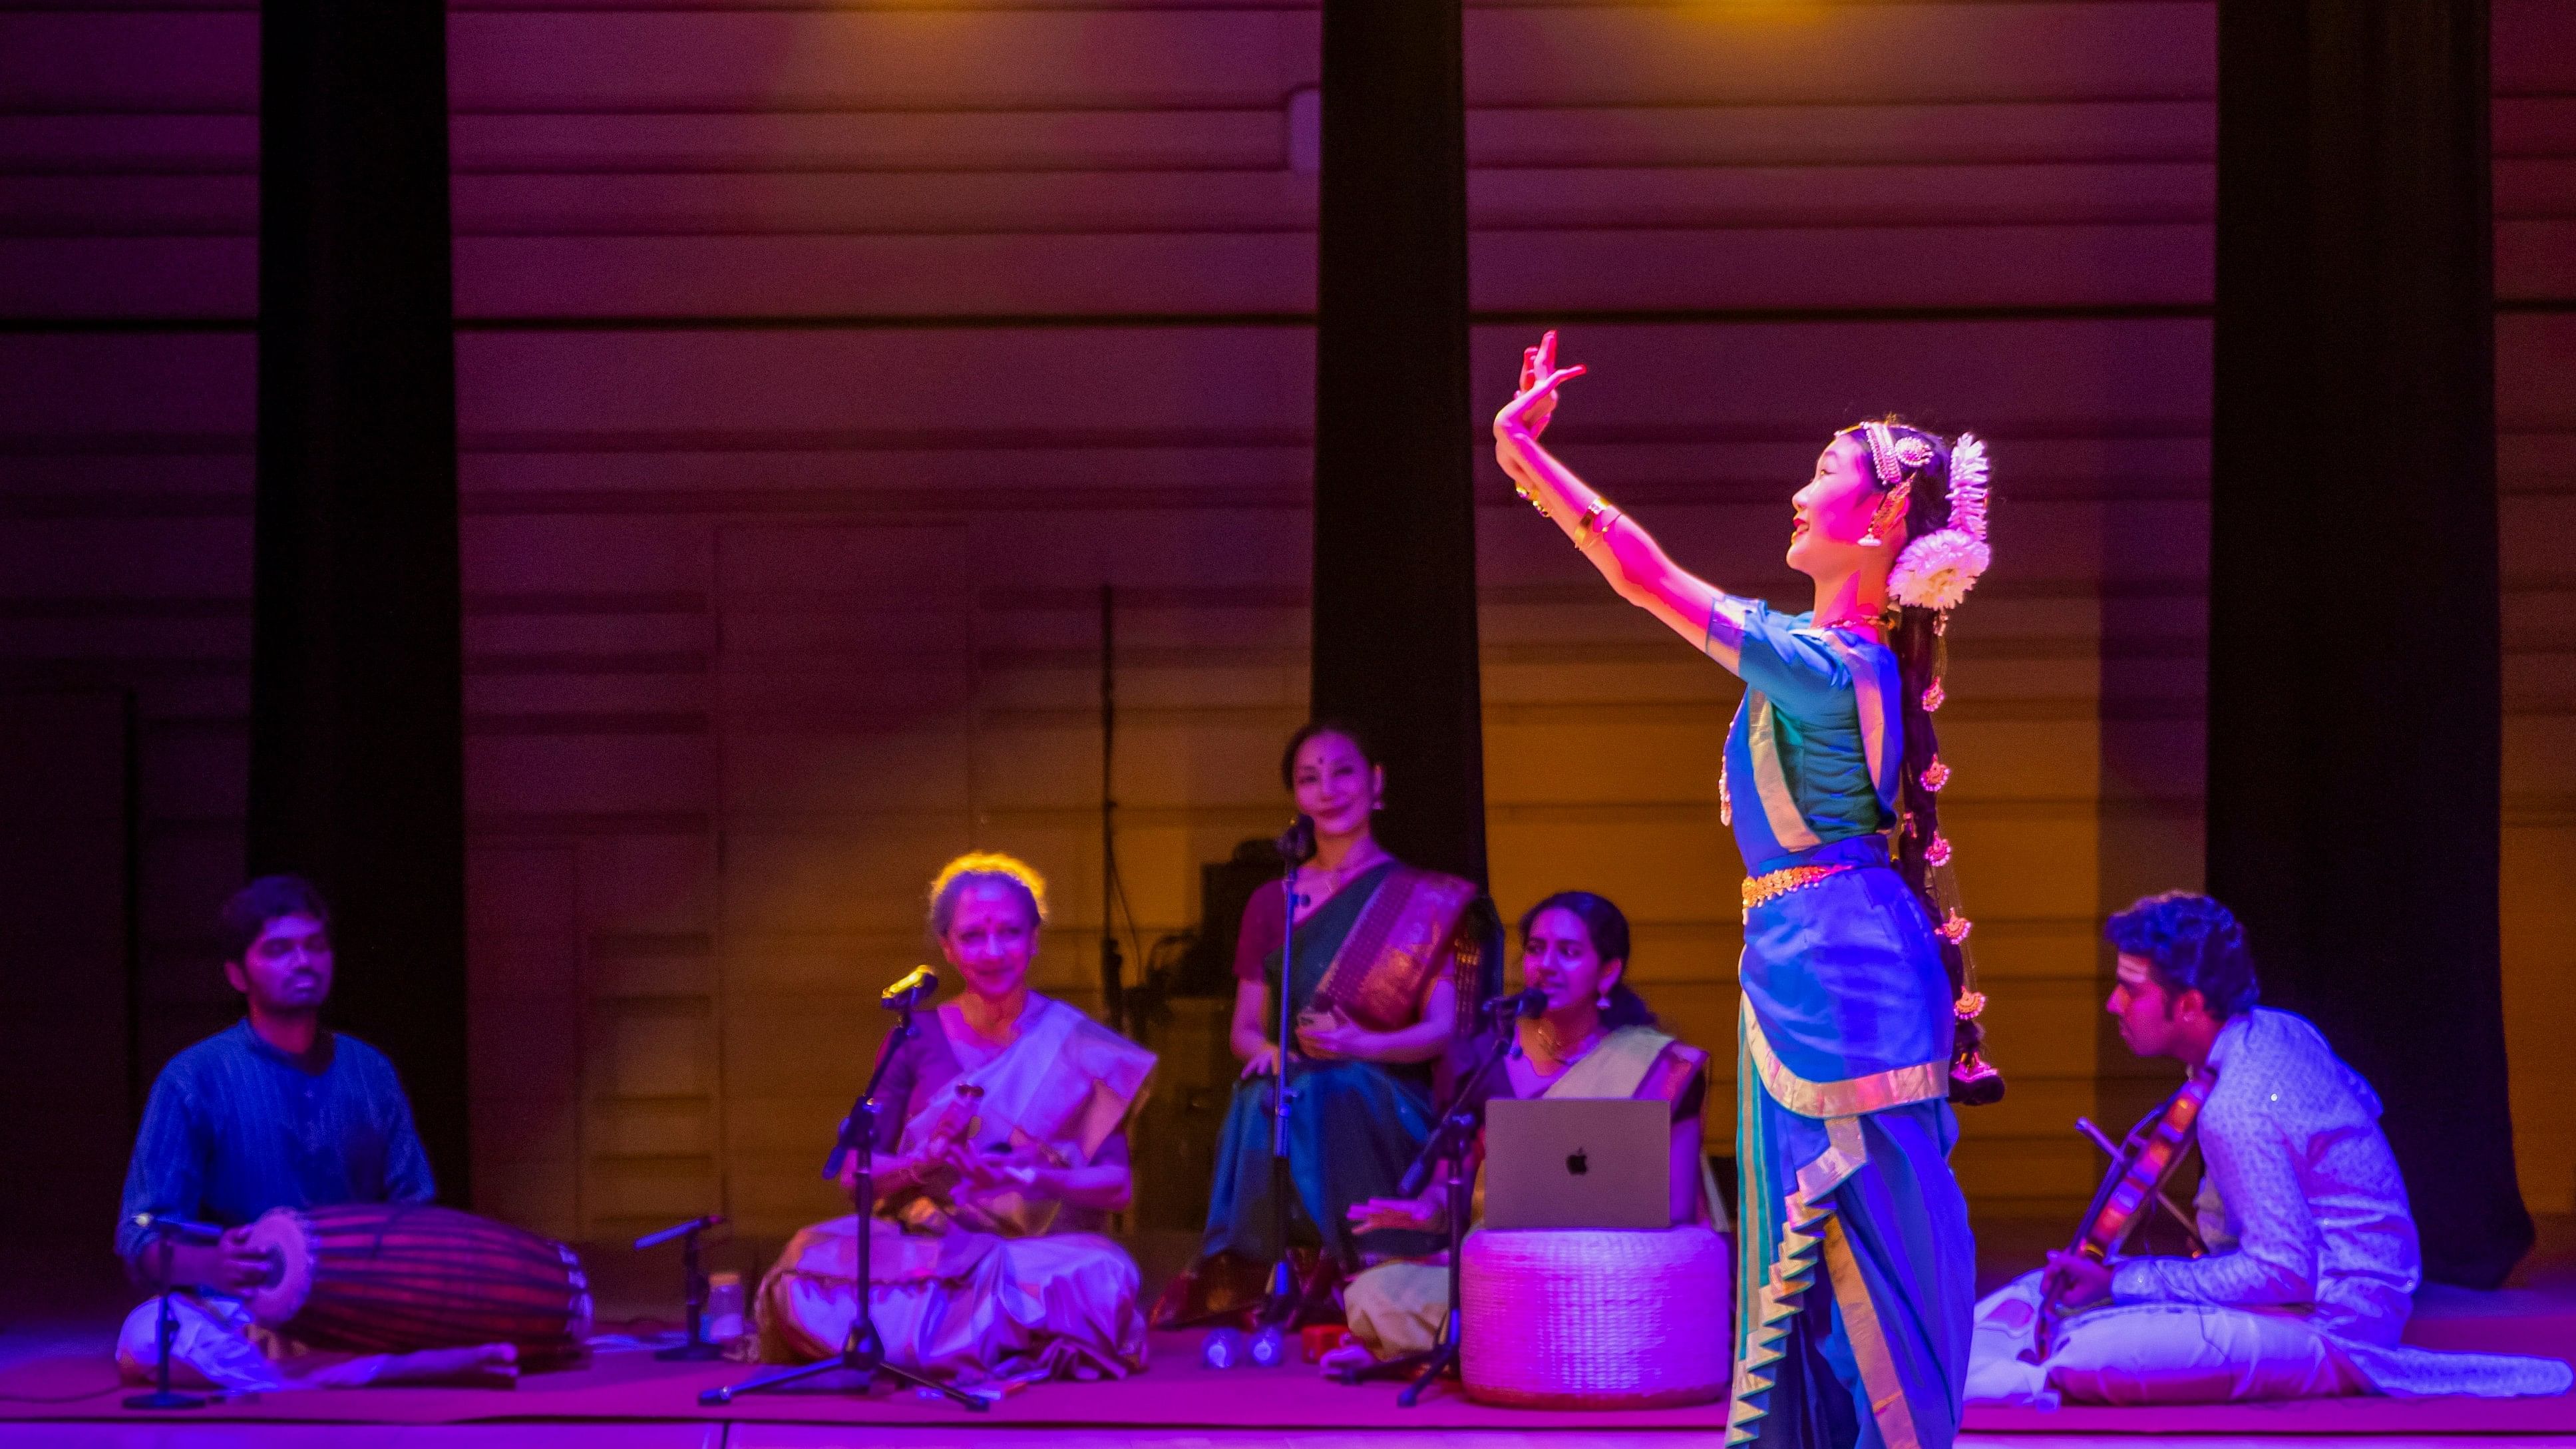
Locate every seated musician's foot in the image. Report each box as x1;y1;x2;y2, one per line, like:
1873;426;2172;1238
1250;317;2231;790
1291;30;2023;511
1318;1341;1377;1375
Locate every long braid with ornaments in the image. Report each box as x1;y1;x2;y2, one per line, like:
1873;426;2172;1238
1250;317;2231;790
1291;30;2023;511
1847;418;2004;1105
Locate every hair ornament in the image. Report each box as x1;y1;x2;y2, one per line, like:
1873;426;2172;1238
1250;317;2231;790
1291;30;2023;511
1921;678;1946;713
1938;911;1974;946
1887;432;1995;610
1925;833;1953;869
1859;421;1907;489
1920;757;1950;792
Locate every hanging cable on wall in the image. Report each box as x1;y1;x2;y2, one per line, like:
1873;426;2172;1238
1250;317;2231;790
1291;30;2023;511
1099;584;1148;1035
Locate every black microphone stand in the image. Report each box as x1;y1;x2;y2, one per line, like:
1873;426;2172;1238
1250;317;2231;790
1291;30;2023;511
636;1214;727;1361
124;1223;208;1411
1335;998;1525;1406
1254;819;1314;1331
701;990;988;1410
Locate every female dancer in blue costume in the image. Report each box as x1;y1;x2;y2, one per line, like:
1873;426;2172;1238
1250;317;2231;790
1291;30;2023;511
1494;332;1998;1449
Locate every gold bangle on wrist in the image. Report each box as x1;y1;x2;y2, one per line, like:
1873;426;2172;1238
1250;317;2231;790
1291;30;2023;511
1577;498;1620;548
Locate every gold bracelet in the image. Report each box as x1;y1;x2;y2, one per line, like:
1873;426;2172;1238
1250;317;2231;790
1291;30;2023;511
1576;499;1620;548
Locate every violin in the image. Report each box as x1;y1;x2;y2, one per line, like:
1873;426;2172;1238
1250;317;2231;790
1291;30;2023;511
2032;1073;2211;1358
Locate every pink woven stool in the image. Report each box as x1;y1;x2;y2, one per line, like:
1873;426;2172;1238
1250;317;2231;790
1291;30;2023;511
1460;1225;1732;1408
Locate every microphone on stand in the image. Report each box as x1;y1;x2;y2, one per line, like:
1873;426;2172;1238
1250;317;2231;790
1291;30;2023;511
1275;814;1317;867
1483;987;1550;1020
878;964;940;1010
632;1213;727;1252
825;966;943;1180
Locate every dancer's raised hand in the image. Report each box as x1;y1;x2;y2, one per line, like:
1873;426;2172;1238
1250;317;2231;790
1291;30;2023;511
1495;329;1584;443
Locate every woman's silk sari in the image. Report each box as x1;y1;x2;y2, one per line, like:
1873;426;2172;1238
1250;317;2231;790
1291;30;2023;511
755;995;1156;1386
1201;861;1478;1267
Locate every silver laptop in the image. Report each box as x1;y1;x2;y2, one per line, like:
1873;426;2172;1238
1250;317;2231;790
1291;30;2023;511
1481;1097;1668;1230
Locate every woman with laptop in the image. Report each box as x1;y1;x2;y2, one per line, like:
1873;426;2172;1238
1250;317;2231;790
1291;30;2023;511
1326;892;1722;1367
1490;333;1991;1448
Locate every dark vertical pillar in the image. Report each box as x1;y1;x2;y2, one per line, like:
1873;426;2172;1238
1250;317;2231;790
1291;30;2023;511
2208;0;2522;1285
1308;0;1485;886
252;0;468;1199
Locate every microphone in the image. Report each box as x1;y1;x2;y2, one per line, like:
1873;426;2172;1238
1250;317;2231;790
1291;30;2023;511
128;1212;227;1243
632;1213;725;1251
1275;813;1317;866
879;964;940;1010
1483;987;1549;1020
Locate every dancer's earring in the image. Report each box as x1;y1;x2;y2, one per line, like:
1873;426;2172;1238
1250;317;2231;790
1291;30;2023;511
1861;481;1912;548
1595;990;1611;1010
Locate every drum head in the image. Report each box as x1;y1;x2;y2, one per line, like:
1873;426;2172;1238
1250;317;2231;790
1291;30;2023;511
238;1207;316;1327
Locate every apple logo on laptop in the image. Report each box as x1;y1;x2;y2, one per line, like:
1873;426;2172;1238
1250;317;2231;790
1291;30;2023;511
1565;1147;1588;1177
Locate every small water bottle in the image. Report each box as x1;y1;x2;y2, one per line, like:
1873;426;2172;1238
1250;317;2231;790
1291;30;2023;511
705;1271;746;1342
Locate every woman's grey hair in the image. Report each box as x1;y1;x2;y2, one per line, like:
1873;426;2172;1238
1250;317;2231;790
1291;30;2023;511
926;851;1049;940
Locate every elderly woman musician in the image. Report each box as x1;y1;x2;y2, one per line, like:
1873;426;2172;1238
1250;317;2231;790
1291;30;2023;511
1159;720;1485;1323
1324;891;1724;1370
753;853;1157;1386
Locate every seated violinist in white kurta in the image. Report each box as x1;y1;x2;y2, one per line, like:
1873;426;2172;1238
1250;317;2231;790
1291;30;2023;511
1968;893;2571;1406
753;853;1156;1388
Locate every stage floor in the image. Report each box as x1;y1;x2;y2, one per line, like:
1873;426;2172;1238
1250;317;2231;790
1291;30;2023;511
6;1431;2576;1449
5;1221;2571;1447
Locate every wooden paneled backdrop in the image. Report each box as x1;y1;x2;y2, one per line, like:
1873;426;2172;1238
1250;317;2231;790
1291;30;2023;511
4;0;2571;1243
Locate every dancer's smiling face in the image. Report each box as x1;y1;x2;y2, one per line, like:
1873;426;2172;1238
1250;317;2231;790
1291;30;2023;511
1787;433;1895;576
1290;730;1381;839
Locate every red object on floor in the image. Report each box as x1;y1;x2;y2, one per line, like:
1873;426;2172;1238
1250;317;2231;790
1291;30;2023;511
1299;1323;1353;1363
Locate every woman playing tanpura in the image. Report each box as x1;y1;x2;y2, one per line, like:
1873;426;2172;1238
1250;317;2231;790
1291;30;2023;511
753;853;1155;1386
1165;722;1483;1321
1494;332;1997;1448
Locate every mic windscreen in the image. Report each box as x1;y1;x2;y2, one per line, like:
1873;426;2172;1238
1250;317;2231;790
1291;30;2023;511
878;964;940;1004
1275;814;1317;864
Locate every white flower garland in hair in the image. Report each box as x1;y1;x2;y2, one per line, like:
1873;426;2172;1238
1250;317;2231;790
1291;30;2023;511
1888;432;1993;611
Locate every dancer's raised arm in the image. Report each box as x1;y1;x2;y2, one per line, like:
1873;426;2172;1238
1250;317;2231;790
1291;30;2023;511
1492;332;1748;672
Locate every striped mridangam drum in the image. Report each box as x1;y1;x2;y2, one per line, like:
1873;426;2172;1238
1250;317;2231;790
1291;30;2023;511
239;1203;593;1366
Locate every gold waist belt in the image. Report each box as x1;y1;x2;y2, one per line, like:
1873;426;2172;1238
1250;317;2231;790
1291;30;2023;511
1741;863;1855;918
